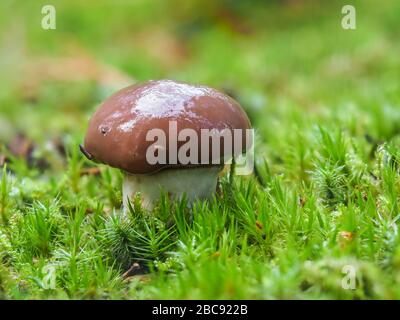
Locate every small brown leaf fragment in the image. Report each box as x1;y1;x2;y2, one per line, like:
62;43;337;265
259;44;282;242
299;196;307;207
211;251;221;258
256;220;263;230
339;231;353;241
122;262;143;280
338;231;354;249
8;133;34;160
80;167;102;176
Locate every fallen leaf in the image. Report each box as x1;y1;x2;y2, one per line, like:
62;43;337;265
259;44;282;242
339;231;354;241
80;167;102;176
8;133;34;160
338;231;354;249
211;251;221;258
299;196;307;207
256;220;263;230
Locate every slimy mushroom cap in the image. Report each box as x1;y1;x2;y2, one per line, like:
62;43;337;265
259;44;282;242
83;80;251;174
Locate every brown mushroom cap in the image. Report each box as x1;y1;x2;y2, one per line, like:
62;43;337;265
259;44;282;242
83;80;252;174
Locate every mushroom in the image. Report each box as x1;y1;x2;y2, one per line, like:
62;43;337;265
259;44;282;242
81;80;252;211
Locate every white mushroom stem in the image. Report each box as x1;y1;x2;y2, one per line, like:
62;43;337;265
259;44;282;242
122;166;223;211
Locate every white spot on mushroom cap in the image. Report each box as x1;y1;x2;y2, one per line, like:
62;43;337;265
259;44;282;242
110;111;124;119
132;80;228;118
118;119;137;132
